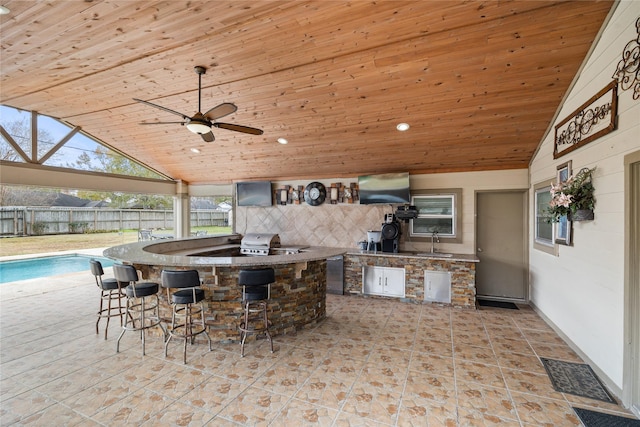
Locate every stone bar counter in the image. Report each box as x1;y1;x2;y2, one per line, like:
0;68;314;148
103;234;345;343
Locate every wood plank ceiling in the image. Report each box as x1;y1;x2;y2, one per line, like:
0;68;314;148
0;1;613;184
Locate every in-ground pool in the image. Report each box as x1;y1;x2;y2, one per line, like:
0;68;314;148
0;255;115;284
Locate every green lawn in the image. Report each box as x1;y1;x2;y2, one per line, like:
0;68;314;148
0;226;232;257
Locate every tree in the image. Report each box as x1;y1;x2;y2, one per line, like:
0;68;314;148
1;116;59;162
71;147;172;208
1;116;60;206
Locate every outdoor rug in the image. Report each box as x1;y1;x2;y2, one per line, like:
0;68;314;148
477;299;519;310
573;407;640;427
541;358;616;403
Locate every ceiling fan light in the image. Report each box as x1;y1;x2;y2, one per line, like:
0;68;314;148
186;122;211;135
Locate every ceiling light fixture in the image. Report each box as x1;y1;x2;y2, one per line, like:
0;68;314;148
396;123;410;131
190;148;201;154
277;137;288;145
0;6;10;14
186;121;211;135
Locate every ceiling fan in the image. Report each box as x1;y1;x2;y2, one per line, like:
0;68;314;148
133;66;263;142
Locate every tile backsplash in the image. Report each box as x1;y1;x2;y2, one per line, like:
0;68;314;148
235;203;395;248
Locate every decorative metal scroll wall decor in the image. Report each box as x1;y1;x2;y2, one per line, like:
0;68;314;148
553;80;618;159
612;17;640;100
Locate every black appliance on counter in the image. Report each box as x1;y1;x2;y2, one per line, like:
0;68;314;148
395;205;418;222
381;214;401;253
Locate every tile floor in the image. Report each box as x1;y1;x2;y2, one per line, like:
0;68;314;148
1;269;637;426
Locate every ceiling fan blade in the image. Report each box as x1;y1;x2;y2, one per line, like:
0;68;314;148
214;122;264;135
204;103;237;120
133;98;188;119
139;121;186;125
201;131;215;142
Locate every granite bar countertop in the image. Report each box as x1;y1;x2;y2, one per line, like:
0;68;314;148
103;234;347;267
344;249;480;263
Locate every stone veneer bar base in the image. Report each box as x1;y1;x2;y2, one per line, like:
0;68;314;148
135;259;327;343
343;253;476;308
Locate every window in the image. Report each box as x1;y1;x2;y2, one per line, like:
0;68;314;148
0;104;169;180
410;189;461;240
534;180;556;255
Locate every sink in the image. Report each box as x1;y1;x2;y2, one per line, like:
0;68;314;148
416;252;454;258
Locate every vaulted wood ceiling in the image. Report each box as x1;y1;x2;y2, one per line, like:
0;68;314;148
0;1;613;185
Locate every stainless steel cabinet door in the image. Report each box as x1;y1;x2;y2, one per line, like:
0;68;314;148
363;266;405;297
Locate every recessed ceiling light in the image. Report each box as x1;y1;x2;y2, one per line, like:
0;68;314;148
0;6;10;14
396;123;410;131
190;148;201;153
277;137;288;145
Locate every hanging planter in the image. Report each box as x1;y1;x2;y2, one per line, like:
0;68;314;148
568;209;594;222
547;167;596;223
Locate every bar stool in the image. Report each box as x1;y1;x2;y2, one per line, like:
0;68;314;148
161;269;212;364
90;259;125;340
238;268;275;357
113;264;167;355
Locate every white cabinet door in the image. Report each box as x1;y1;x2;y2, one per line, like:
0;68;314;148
363;266;405;297
424;270;451;303
383;267;405;297
363;266;384;295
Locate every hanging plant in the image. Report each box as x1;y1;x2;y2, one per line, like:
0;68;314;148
547;167;596;223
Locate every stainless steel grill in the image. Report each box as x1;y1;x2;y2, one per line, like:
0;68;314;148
240;233;281;256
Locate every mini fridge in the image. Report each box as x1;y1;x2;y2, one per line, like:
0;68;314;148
326;255;344;295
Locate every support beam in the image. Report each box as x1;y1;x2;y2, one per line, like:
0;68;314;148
174;180;190;239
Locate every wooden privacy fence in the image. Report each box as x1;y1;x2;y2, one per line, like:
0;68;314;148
0;207;229;236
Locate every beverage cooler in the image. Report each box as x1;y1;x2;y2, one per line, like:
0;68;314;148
326;255;344;295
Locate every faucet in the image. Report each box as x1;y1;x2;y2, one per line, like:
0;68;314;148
431;231;439;253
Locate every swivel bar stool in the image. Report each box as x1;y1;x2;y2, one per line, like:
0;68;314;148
113;264;167;355
238;268;275;357
90;259;125;340
161;269;212;364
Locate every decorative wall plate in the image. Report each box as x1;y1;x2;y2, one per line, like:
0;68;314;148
304;182;326;206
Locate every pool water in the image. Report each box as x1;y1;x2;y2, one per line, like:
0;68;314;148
0;255;115;284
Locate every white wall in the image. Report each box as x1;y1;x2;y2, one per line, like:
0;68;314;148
529;0;640;391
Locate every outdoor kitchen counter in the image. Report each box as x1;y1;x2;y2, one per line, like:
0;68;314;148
342;250;479;308
103;234;346;343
